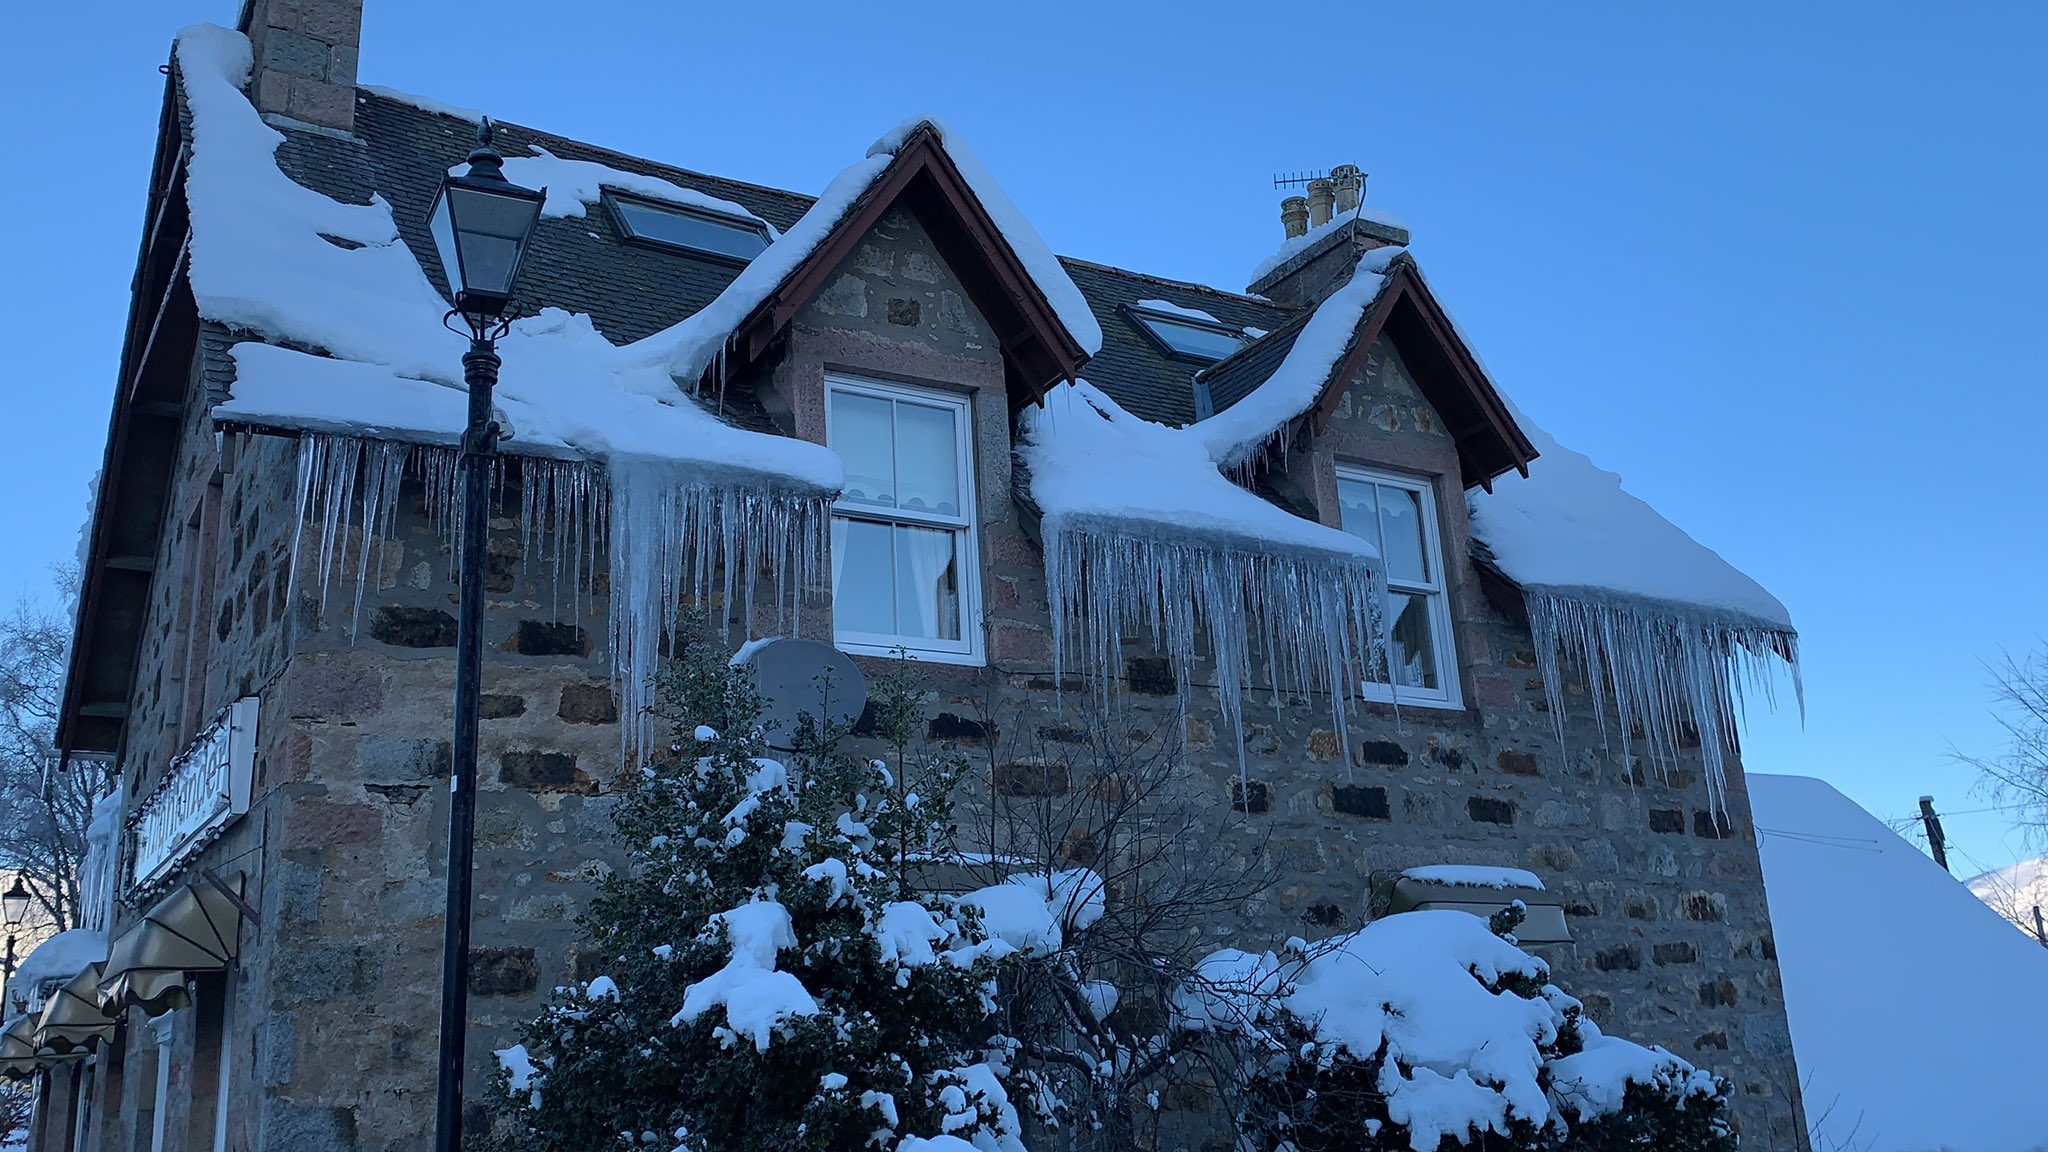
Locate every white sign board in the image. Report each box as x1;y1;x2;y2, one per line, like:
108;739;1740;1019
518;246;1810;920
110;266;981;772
129;697;259;893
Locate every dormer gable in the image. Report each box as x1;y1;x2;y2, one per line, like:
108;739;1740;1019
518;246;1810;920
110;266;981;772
1199;251;1537;491
719;120;1098;414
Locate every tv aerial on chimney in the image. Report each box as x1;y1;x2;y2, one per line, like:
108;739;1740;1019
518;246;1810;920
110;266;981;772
1272;170;1331;189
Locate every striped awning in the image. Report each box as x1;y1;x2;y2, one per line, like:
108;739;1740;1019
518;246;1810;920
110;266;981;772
35;963;116;1053
98;873;246;1016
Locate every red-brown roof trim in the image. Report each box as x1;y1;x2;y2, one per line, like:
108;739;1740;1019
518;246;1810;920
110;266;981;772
1309;263;1537;491
724;123;1090;410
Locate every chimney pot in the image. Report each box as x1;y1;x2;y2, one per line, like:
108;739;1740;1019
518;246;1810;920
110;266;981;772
1280;195;1309;239
1306;178;1334;228
1331;164;1363;215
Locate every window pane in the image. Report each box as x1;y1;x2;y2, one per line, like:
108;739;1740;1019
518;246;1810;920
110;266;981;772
893;525;961;641
1377;485;1429;584
831;393;896;508
894;400;961;516
1139;316;1246;361
615;199;768;260
1385;591;1439;690
1336;478;1381;550
830;517;896;634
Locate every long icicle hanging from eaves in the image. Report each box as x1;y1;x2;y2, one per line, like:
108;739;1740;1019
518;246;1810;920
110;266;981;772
1041;521;1388;769
1523;587;1802;815
290;433;830;763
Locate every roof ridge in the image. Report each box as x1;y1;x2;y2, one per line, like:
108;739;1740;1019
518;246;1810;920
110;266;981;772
354;86;821;209
1057;254;1302;310
354;87;1292;313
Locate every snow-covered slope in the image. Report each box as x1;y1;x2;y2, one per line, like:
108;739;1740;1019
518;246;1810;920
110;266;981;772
1967;854;2048;938
1752;774;2048;1152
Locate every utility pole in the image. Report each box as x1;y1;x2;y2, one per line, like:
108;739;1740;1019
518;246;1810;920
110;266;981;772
2032;905;2046;948
1918;795;1950;873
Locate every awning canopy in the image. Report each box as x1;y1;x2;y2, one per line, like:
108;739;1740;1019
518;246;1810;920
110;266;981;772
0;1013;83;1083
36;963;116;1053
98;873;245;1016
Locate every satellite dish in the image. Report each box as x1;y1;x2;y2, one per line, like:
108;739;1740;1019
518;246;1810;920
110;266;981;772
731;638;867;750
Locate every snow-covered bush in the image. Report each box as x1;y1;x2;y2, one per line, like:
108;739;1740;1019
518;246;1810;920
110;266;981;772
480;629;1027;1152
1199;905;1734;1152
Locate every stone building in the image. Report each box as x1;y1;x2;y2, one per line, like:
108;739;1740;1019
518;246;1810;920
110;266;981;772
25;0;1809;1148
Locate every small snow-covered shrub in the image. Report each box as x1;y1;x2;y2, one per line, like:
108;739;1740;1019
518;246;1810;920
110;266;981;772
479;626;1025;1152
1195;906;1735;1152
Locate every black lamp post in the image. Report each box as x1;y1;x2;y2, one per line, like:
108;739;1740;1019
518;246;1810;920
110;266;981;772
426;117;545;1152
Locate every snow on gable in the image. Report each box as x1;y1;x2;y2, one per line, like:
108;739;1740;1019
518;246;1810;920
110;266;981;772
1753;774;2048;1152
1467;404;1799;809
866;117;1103;359
1190;247;1405;470
1019;380;1385;761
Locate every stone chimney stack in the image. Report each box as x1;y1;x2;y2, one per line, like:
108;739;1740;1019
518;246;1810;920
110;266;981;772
236;0;362;133
1251;162;1408;306
1280;195;1309;239
1332;164;1363;215
1306;178;1335;228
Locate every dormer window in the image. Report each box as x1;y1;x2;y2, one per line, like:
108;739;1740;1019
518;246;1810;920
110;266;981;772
1126;300;1248;363
603;191;770;262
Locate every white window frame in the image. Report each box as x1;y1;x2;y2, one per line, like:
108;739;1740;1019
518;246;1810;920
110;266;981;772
826;375;985;665
1336;464;1463;709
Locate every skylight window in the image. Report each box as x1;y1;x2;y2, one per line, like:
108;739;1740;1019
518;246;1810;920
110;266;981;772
1125;302;1248;363
604;191;770;262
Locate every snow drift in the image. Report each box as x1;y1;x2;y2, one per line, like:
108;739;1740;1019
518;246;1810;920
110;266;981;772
1752;774;2048;1152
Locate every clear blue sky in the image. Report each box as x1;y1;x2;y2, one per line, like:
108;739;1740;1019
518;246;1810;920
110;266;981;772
3;2;2042;870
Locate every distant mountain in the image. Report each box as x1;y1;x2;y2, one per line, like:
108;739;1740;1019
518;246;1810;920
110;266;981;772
1966;854;2048;938
1752;774;2048;1152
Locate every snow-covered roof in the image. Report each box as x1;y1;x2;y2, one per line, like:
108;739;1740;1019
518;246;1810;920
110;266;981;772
492;146;775;232
1190;248;1406;469
1019;381;1387;755
1020;382;1378;561
11;929;108;993
1467;404;1799;808
1753;774;2048;1152
179;26;1098;489
1467;412;1791;629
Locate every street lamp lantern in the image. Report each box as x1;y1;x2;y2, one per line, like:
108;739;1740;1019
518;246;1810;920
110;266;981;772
2;877;30;929
428;117;545;330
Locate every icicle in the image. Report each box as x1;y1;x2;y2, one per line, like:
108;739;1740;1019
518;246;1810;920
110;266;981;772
1041;520;1387;771
294;433;829;768
606;458;828;764
1524;588;1802;814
